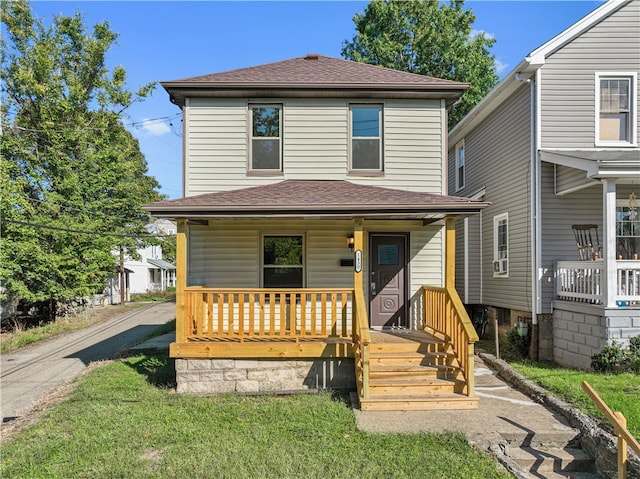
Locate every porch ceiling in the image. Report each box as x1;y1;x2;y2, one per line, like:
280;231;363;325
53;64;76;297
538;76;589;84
143;180;489;220
540;149;640;180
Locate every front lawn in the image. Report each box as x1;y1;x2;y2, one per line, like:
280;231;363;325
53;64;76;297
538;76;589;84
510;361;640;439
0;354;512;479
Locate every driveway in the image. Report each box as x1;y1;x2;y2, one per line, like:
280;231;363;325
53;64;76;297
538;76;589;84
1;302;175;426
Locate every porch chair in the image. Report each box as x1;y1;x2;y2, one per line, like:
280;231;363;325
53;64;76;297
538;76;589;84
571;224;601;261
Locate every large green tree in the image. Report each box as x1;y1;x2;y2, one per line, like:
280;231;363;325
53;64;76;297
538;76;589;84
342;0;499;128
0;1;161;315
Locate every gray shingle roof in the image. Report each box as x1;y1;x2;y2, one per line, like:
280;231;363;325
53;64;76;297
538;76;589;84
144;180;487;219
161;54;469;105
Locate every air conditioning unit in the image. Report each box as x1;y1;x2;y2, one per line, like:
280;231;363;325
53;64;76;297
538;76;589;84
493;259;508;274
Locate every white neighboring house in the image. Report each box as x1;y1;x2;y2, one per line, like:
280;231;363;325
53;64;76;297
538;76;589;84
124;219;177;295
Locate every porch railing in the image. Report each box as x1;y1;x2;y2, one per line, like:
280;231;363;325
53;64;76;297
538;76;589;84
556;261;640;305
423;285;478;396
183;287;354;341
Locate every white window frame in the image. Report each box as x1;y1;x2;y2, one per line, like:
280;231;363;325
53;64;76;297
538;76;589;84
260;233;305;288
493;213;509;277
616;196;639;260
595;72;637;147
249;104;283;174
349;103;383;174
455;140;465;191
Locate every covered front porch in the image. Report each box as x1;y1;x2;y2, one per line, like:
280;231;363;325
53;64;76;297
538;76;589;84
145;180;487;410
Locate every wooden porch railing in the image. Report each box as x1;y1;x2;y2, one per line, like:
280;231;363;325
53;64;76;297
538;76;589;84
183;287;354;341
582;381;640;479
423;285;479;396
352;288;371;400
556;260;640;305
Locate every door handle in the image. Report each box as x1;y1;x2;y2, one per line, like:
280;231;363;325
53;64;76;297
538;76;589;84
371;282;376;295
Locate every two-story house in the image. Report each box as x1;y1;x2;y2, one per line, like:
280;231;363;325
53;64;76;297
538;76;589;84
145;54;488;410
448;0;639;369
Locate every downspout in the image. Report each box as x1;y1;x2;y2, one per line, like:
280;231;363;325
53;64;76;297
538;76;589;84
517;69;541;361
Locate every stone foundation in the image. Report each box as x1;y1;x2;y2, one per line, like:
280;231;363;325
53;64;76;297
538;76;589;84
175;358;355;395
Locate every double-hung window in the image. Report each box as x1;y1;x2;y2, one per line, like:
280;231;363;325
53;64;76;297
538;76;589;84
262;235;304;288
455;140;465;191
350;104;383;172
493;213;508;276
617;195;639;259
250;104;282;172
596;73;637;146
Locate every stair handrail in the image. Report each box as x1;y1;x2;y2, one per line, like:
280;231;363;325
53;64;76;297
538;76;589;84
423;285;478;396
582;381;640;479
353;288;371;399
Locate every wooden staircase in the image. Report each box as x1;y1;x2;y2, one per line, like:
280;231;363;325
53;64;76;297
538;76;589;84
358;330;479;411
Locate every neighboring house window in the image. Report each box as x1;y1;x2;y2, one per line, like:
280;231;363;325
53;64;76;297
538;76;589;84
262;235;304;288
250;104;282;171
493;213;508;276
596;73;637;146
617;196;639;259
350;104;383;172
455;140;465;191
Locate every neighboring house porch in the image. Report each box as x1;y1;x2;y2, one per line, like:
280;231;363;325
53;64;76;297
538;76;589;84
146;180;487;410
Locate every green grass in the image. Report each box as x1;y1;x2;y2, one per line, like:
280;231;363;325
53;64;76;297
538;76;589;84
130;290;176;302
0;304;146;354
1;354;512;479
510;361;640;439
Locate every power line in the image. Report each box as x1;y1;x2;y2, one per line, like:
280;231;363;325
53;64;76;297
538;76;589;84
2;218;169;239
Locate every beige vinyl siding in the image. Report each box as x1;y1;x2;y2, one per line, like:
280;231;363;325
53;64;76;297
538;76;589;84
554;164;599;195
183;98;445;196
540;1;640;148
448;84;532;311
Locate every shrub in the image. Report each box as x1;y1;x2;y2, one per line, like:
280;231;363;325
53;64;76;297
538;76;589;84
591;336;640;374
505;327;530;360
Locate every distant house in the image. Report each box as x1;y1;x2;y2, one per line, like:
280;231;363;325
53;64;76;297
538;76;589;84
448;0;639;369
124;219;176;295
145;54;488;410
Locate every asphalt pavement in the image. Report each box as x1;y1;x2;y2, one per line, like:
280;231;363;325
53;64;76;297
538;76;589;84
0;301;175;425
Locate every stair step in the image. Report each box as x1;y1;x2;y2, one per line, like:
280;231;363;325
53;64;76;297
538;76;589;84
500;430;581;449
369;351;454;366
507;446;594;473
369;376;465;395
359;393;479;411
369;342;447;355
369;364;457;376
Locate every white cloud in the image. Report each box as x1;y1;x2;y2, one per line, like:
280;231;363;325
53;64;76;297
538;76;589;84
141;118;171;136
495;59;508;74
470;29;495;41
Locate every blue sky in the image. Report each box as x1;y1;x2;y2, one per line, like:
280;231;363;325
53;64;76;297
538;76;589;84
27;0;604;199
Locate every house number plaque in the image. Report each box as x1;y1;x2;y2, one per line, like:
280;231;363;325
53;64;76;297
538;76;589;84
355;250;362;273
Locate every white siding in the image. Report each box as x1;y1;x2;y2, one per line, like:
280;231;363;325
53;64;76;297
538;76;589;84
540;1;640;148
183;98;445;196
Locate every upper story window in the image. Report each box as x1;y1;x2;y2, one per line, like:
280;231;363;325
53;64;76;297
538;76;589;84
455;140;465;191
350;104;383;173
493;213;508;277
596;73;637;146
250;104;282;172
262;234;304;288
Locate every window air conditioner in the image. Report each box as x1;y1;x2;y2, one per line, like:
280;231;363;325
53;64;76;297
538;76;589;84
493;259;508;274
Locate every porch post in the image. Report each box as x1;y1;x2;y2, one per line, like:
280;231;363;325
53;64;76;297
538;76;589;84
445;216;456;290
353;218;364;298
603;180;617;308
176;218;188;343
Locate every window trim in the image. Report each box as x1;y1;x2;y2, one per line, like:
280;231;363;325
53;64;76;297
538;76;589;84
260;233;306;288
248;103;283;175
595;72;637;147
493;213;509;278
455;140;465;191
616;196;639;260
348;103;384;175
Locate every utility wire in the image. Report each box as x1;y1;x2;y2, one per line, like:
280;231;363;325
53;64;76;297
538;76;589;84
2;218;169;239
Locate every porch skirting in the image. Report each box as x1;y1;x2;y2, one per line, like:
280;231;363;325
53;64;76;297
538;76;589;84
175;358;355;395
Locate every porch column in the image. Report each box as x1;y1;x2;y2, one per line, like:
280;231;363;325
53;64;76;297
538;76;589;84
353;218;364;298
603;179;617;308
176;218;188;343
445;216;456;290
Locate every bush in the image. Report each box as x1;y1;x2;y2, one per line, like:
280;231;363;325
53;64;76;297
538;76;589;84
505;327;530;360
591;336;640;374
